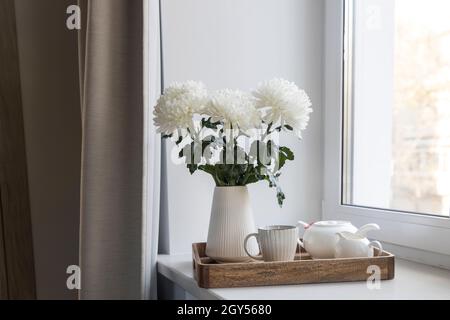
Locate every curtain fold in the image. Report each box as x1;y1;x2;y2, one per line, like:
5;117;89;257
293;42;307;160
78;0;161;299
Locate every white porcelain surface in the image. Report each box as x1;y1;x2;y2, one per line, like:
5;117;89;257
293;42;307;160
354;223;381;237
298;220;358;259
335;227;383;258
205;186;258;263
244;226;300;262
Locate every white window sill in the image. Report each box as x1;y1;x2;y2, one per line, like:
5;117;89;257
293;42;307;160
157;254;450;300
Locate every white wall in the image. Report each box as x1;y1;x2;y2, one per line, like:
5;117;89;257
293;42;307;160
161;0;325;254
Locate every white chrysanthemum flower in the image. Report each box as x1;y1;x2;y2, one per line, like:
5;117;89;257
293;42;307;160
253;78;313;138
207;89;262;131
153;81;208;135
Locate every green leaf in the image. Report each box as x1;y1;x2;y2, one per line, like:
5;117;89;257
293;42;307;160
202;117;221;129
278;146;295;170
198;164;215;175
280;146;294;160
202;136;215;153
242;170;266;185
277;190;286;207
284;124;294;131
187;164;198;175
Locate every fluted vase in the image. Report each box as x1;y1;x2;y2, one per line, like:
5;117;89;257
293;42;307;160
205;186;259;263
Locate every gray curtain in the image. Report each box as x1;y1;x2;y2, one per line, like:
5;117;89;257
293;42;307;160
78;0;161;299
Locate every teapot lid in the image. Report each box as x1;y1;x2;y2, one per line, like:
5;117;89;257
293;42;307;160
314;220;352;227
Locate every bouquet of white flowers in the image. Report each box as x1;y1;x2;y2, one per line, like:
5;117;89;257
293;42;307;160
153;78;312;206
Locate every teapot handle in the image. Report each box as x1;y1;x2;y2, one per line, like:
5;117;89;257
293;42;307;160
296;221;308;253
356;223;380;237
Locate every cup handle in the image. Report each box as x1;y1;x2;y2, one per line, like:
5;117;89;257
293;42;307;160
369;240;383;256
244;233;262;261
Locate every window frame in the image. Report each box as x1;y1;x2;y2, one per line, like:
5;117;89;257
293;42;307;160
323;0;450;262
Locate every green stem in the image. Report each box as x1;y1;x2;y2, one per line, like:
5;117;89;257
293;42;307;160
214;167;226;186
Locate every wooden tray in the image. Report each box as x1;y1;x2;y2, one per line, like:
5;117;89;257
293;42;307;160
192;242;395;288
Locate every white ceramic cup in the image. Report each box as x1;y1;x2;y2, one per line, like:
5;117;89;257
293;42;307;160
243;225;301;262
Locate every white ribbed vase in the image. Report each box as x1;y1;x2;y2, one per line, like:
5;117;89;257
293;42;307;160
205;186;259;263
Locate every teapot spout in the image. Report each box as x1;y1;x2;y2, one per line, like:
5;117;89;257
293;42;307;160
297;220;310;229
356;223;380;237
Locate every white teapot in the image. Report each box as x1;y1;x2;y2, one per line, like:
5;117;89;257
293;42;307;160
298;220;380;259
335;224;383;258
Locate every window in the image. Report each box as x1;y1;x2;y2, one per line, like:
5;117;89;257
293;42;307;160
343;0;450;217
324;0;450;264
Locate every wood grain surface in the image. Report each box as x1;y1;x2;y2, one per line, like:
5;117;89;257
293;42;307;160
0;0;37;299
193;242;395;288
